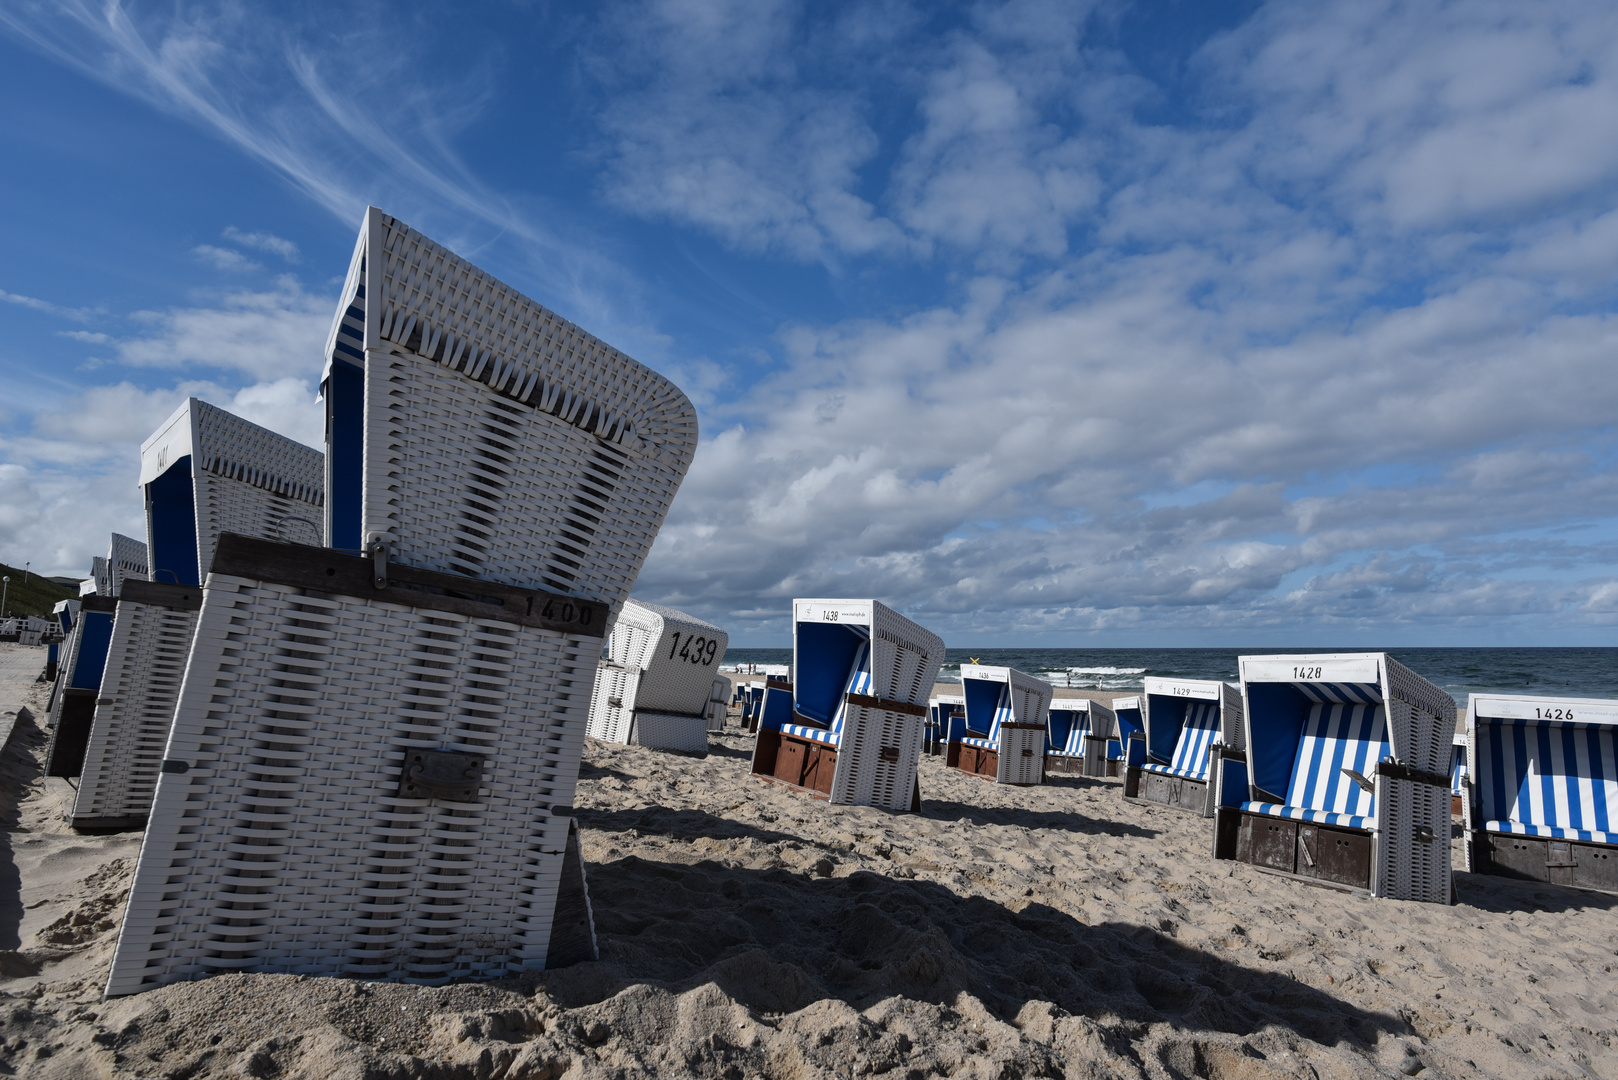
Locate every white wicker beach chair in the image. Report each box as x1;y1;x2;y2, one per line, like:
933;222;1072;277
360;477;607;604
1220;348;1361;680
140;397;325;585
1461;694;1618;894
71;402;324;832
1045;698;1116;778
107;533;149;595
945;665;1053;786
43;592;117;777
586;599;729;753
106;208;696;996
707;676;730;733
1107;694;1145;777
927;694;963;757
1124;678;1242;816
750;599;944;810
43;599;79;684
1211;653;1456;903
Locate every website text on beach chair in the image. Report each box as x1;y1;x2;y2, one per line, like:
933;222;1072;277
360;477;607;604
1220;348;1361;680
586;598;729;754
1107;695;1145;778
1046;698;1117;778
1461;694;1618;894
1212;653;1456;902
106;207;696;996
1450;731;1468;817
1124;678;1242;816
927;695;962;757
750;599;944;810
72;401;324;832
946;665;1053;785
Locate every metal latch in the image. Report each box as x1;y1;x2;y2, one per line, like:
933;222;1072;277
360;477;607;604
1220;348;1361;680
367;534;389;589
878;746;900;763
1414;825;1436;844
398;749;485;802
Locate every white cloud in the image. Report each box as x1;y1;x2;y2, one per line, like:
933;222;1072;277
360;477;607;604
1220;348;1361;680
222;226;299;262
114;277;331;381
0;288;95;322
192;244;262;272
57;330;111;344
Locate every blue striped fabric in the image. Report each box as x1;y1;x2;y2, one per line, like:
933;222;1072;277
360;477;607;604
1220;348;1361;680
985;686;1011;748
1241;703;1386;832
780;643;871;750
1484;820;1618;844
960;736;996;750
1476;719;1617;839
1047;709;1088;756
1295;682;1383;705
1141;700;1219;781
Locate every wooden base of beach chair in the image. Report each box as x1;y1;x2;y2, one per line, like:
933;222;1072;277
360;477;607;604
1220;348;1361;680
1224;810;1373;892
1044;753;1085;776
1124;766;1210;814
67;813;147;834
1104;759;1125;778
1469;831;1618;893
750;730;835;799
44;689;97;778
1452;795;1464;817
947;741;998;781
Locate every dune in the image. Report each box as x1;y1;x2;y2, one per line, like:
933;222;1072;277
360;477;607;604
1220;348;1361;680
0;648;1613;1078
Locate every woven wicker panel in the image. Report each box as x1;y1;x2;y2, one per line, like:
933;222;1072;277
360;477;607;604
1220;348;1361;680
106;574;593;996
72;599;200;827
1383;654;1456;775
996;725;1046;786
585;663;638;743
608;599;728;717
189;399;324;578
355;210;697;598
108;534;149;595
824;600;945;810
1220;682;1246;751
1373;772;1452;903
629;711;708;753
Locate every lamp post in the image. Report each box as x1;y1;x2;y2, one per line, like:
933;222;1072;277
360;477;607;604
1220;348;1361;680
1;576;9;618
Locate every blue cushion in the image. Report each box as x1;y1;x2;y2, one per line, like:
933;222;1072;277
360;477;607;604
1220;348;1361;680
959;736;995;750
1152;701;1219;782
1484;820;1618;845
1141;762;1206;781
1284;702;1386;822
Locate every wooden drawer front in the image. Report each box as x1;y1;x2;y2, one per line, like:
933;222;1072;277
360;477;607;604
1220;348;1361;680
1237;814;1298;873
1578;844;1618;891
1297;823;1372;890
803;743;836;795
774;738;808;786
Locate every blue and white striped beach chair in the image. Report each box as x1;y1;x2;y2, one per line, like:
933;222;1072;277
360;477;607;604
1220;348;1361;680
946;665;1052;785
927;695;962;757
750;599;944;810
1106;694;1144;777
1124;677;1242;816
1045;698;1116;778
1212;653;1456;902
1462;694;1618;894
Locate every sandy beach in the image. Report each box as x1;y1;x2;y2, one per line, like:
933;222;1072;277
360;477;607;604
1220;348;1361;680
0;650;1614;1078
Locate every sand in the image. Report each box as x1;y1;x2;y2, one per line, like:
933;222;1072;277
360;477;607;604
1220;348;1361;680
0;650;1614;1078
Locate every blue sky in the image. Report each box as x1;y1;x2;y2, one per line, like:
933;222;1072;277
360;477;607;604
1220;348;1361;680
3;0;1618;646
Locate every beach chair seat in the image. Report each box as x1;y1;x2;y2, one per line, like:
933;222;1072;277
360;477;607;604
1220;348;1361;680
946;665;1052;785
586;599;728;754
1213;654;1456;903
1125;680;1241;816
751;599;944;810
1105;695;1144;777
43;536;134;777
1462;696;1618;893
107;207;696;997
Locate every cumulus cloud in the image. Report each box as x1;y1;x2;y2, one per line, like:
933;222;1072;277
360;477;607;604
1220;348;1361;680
192;244;262;272
115;277;330;381
222;226;299;262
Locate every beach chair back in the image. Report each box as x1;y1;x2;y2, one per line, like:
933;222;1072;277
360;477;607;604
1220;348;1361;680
1141;678;1242;782
586;598;728;751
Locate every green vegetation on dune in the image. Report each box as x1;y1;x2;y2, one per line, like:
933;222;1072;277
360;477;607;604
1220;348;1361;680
0;562;78;619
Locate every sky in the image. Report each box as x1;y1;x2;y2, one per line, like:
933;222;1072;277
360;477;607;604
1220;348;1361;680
2;0;1617;647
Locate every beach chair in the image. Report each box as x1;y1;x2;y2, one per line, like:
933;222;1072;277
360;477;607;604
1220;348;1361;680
928;695;962;757
107;533;149;594
106;207;696;996
140;397;325;585
43;592;117;777
586;599;729;753
1124;678;1242;816
43;600;78;685
71;401;324;832
1211;653;1456;902
1450;731;1468;816
750;599;944;810
1107;694;1145;777
1461;694;1618;894
707;676;730;732
1045;698;1117;778
945;665;1053;785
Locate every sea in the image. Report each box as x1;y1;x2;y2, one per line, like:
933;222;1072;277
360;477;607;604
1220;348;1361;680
720;647;1618;709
